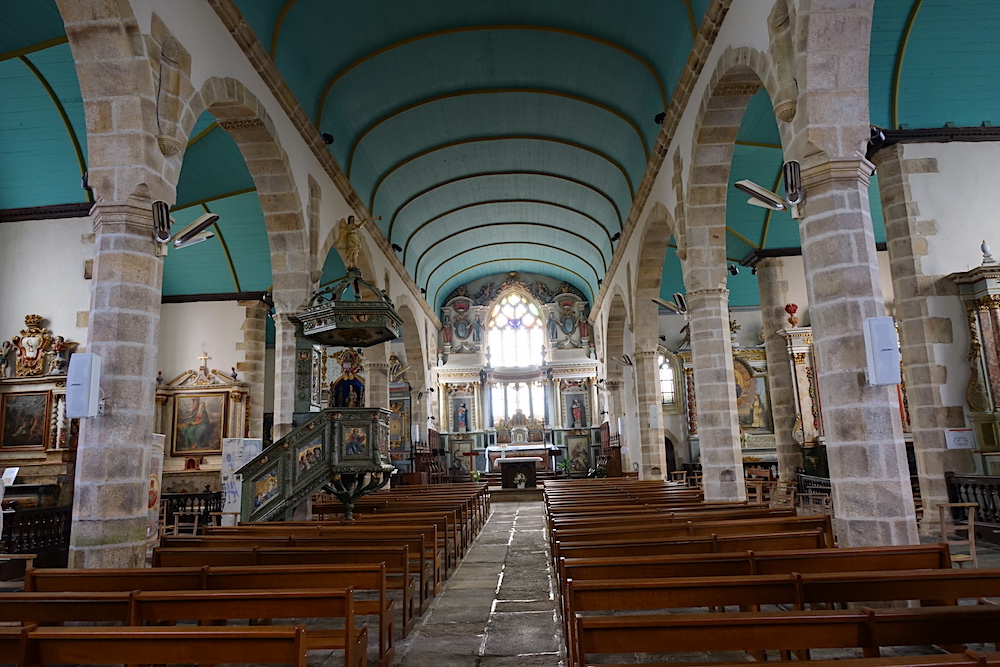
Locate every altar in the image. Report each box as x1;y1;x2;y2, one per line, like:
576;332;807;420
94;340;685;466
486;444;551;472
498;456;543;489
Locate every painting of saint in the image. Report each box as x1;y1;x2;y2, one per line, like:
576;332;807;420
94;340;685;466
252;471;279;511
1;392;49;448
344;427;368;456
173;394;226;454
456;402;468;430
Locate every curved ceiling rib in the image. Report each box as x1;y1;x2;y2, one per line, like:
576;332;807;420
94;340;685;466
346;87;648;176
0;36;67;62
173;187;258;212
890;0;923;129
387;171;623;238
268;0;299;58
368;135;635;212
400;199;614;262
18;54;88;190
425;241;601;290
433;258;594;307
314;24;669;124
413;222;609;283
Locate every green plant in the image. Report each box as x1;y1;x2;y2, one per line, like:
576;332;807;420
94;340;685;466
586;466;607;478
557;458;571;474
513;472;527;485
470;469;480;482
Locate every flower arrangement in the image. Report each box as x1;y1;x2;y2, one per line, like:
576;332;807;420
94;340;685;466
513;472;527;485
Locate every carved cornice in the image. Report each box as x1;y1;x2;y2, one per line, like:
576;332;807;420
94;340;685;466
716;82;762;97
218;118;265;130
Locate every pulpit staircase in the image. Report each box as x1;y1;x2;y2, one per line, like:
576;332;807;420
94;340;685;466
236;408;394;523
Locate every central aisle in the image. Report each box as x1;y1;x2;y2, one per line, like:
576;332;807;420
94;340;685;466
391;500;563;667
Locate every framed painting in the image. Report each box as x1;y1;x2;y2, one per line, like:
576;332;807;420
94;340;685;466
565;434;591;473
172;392;227;455
0;391;50;449
294;432;326;481
341;423;372;460
250;461;281;514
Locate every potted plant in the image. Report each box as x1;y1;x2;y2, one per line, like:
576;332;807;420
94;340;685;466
513;471;527;488
557;458;571;477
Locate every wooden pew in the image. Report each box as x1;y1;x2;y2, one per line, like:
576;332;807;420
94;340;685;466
25;563;397;666
150;545;418;636
162;527;441;605
564;568;1000;666
575;605;1000;666
20;625;308;667
558;544;953;584
592;653;1000;667
0;591;134;625
129;588;366;667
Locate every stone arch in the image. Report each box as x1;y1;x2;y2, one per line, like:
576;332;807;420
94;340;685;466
396;302;427;392
634;201;676;345
183;76;312;310
604;290;630;381
685;46;776;292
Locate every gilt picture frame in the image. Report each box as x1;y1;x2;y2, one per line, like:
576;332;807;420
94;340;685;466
0;391;50;450
172;392;227;455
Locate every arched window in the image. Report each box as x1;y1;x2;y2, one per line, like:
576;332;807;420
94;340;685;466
486;291;544;368
658;348;678;407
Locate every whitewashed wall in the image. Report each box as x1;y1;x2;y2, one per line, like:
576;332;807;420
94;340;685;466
0;217;93;348
157;301;247;380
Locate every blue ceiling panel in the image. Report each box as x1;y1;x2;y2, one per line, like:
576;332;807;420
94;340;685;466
659;246;684;302
726;269;761;308
0;0;65;55
319;247;347;289
433;256;592;310
176;119;256;208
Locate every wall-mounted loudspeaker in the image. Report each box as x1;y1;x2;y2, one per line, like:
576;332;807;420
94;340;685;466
862;317;900;386
66;353;102;418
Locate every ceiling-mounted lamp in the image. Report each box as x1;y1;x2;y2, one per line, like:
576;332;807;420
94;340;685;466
173;213;219;248
391;243;402;252
611;232;621;242
321;133;334;145
727;264;740;276
419;288;427;295
734;160;803;219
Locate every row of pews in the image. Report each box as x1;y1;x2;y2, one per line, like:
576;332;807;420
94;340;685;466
0;482;489;667
544;478;1000;667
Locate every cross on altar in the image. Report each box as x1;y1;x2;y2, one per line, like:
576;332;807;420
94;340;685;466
198;351;210;371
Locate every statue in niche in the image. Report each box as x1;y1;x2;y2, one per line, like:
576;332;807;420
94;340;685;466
0;341;10;378
548;313;559;340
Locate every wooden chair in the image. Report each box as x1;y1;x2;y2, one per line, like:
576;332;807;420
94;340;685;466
937;501;978;568
669;471;687;485
769;482;796;510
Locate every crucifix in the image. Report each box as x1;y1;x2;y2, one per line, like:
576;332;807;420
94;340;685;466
198;351;210;372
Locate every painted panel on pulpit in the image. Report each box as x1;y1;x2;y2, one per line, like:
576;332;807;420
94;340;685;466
733;360;771;433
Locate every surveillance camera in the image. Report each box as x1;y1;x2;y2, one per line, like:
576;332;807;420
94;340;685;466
173;213;219;248
734;180;786;211
651;297;680;314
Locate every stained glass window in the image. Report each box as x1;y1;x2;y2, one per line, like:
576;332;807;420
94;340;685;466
486;292;544;368
659;350;677;406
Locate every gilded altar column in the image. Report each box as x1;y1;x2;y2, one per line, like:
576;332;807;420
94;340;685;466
237;299;268;438
754;258;803;481
778;328;822;453
633;350;668;480
686;287;745;501
799;154;917;546
70;197;162;568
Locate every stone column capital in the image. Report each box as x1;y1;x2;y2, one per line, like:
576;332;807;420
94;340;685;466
685;287;730;308
801;153;876;190
633;350;659;361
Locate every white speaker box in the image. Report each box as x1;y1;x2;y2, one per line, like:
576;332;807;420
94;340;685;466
863;317;900;386
66;353;102;418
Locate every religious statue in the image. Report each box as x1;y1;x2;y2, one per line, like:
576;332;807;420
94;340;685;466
442;316;453;346
456;402;468;430
572;399;582;425
47;336;70;374
548;313;558;340
0;341;10;378
472;315;482;343
336;215;365;269
577;316;588;339
12;314;52;377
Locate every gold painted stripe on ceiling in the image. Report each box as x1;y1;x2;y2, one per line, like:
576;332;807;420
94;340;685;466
345;87;649;176
201;203;241;293
736;140;781;150
173;187;257;212
187;122;219;148
432;257;595;307
19;55;91;202
726;226;759;250
388;170;623;242
425;242;600;294
269;0;300;59
683;0;697;39
401;198;614;264
414;220;609;283
891;0;924;130
315;24;669;123
370;134;635;213
0;36;68;62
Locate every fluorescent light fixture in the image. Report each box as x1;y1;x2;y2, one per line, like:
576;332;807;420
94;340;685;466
652;297;680;313
734;161;803;219
173;213;219;248
735;180;786;211
173;229;215;249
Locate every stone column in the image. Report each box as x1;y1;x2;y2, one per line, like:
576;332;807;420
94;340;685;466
686;287;744;501
633;350;668;480
272;313;310;439
604;380;624;432
755;258;804;481
237;300;267;438
70;198;162;568
872;144;975;535
799;154;918;547
366;343;391;410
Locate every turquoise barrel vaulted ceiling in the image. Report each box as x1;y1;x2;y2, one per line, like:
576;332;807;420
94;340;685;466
3;1;1000;311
